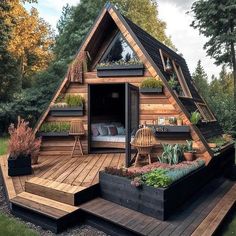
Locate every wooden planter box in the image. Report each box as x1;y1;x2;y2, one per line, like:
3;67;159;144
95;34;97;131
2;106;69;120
37;132;69;137
139;87;163;94
97;64;144;77
50;106;84;117
99;166;206;220
8;155;32;176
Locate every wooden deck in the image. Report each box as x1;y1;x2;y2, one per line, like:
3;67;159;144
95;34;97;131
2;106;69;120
0;153;235;235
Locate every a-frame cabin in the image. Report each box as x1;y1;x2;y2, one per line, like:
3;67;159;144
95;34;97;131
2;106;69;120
34;3;231;167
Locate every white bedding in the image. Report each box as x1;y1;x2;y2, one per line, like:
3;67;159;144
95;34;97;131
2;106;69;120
92;135;126;143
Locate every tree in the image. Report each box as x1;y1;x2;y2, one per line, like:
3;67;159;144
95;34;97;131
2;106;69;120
0;1;20;101
55;0;174;61
191;0;236;104
7;0;55;88
192;60;209;98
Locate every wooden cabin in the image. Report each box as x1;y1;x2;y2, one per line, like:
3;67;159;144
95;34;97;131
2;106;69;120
34;2;232;167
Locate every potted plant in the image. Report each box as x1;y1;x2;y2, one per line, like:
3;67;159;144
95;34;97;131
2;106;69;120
139;77;163;93
50;94;85;117
177;117;183;126
190;111;201;125
169;117;177;126
8;118;41;176
97;60;144;77
38;122;70;137
168;76;179;94
183;140;195;161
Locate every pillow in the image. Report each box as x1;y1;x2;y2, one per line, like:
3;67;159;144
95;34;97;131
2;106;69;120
91;126;99;136
117;126;125;135
108;126;118;136
98;126;108;136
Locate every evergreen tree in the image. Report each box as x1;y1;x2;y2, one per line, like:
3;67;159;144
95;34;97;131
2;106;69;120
192;60;209;98
0;1;20;101
191;0;236;103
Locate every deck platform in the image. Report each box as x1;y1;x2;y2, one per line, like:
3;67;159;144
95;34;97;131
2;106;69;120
0;153;235;235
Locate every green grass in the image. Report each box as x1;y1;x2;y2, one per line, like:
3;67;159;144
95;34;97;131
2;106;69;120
0;213;38;236
219;209;236;236
0;137;8;155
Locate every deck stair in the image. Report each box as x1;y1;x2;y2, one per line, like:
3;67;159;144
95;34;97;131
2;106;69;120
11;192;80;233
25;177;85;205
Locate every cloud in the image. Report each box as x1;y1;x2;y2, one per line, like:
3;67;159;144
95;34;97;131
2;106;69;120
157;1;220;78
157;0;194;11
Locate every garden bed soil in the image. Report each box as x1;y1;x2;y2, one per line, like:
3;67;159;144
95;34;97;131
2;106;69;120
100;165;208;221
50;107;83;117
97;64;144;77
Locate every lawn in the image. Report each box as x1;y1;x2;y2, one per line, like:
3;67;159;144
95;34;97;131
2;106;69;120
0;137;8;155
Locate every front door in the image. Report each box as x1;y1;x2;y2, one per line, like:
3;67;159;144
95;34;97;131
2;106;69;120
125;83;139;167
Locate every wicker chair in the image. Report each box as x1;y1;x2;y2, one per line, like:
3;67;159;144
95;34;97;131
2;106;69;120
131;127;158;167
69;121;85;157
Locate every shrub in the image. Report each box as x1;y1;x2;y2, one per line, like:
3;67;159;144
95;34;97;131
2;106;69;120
208;136;228;147
65;94;84;107
190;111;201;124
140;78;163;88
39;122;70;133
142;169;172;188
8;118;41;160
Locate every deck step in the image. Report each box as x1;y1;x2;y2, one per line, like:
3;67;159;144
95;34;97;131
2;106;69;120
80;198;161;236
11;192;80;233
25;177;86;205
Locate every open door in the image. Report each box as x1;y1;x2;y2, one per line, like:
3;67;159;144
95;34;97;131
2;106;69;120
125;83;139;167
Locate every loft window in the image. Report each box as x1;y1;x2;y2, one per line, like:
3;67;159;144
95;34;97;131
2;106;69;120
195;102;216;122
159;49;192;98
100;32;140;64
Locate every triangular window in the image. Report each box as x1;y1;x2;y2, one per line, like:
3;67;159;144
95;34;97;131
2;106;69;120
100;32;140;64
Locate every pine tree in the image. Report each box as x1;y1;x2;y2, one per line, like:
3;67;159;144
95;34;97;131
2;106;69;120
192;60;209;99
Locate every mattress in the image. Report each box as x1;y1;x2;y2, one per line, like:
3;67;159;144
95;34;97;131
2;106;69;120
92;135;126;143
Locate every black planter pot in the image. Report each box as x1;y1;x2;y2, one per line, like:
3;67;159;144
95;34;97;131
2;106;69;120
97;64;144;77
50;106;84;117
8;155;32;176
139;87;163;94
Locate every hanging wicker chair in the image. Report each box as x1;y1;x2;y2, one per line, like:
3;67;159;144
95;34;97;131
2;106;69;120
131;127;158;167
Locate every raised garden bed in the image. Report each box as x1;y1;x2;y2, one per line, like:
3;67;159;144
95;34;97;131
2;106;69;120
8;155;32;176
139;87;163;94
50;106;83;117
97;64;144;77
99;165;207;220
37;132;69;137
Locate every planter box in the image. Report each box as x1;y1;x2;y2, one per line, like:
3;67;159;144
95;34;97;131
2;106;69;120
97;64;144;77
50;106;84;117
8;155;32;176
37;132;69;137
139;87;163;94
99;166;206;220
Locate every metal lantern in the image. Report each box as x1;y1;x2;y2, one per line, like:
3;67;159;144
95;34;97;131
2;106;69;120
165;58;172;73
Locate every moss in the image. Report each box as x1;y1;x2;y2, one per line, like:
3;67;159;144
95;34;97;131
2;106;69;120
140;77;163;88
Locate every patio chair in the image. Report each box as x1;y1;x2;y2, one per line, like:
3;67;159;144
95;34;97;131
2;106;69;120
69;121;85;157
131;127;158;167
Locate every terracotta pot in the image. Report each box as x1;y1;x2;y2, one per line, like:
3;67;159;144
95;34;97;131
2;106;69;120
177;120;183;126
183;152;194;161
208;143;217;148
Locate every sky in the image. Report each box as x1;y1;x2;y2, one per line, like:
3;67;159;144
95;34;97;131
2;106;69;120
25;0;221;79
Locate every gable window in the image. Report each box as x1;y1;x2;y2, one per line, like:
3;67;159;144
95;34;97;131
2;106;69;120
159;49;192;98
100;32;140;64
195;102;216;122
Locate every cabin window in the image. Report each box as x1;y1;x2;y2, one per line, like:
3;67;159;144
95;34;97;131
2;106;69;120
159;49;192;98
99;32;140;64
195;102;216;122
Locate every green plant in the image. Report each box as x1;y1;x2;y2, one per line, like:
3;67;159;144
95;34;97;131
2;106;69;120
140;78;163;89
97;58;142;67
208;136;228;147
39;122;70;133
190;111;201;124
142;169;172;188
65;94;84;107
184;140;194;152
168;76;178;89
158;143;184;165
